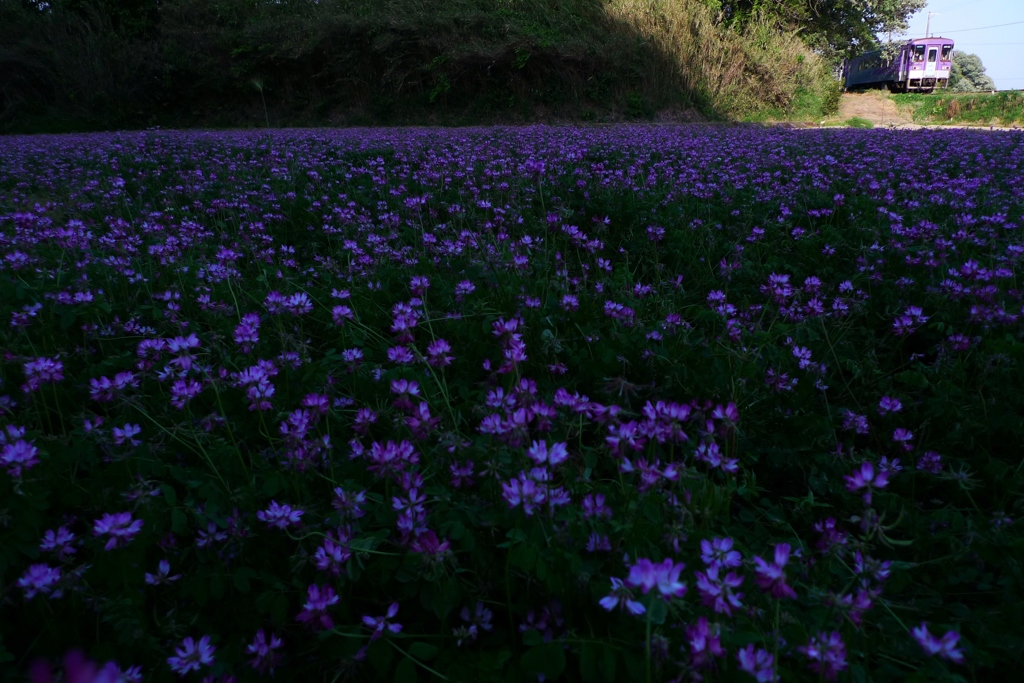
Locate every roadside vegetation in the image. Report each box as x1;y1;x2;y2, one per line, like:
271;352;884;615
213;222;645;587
891;91;1024;127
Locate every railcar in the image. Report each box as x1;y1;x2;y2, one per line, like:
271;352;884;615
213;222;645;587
843;37;954;93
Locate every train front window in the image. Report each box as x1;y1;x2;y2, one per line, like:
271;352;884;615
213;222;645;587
942;45;953;60
928;48;937;64
913;45;925;62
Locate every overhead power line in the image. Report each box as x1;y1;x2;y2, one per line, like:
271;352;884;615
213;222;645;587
941;19;1024;34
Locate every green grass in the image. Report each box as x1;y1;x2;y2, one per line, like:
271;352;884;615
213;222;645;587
844;116;873;128
891;91;1024;126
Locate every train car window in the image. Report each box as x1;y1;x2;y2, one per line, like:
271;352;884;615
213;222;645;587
942;45;953;60
913;45;925;62
928;48;937;63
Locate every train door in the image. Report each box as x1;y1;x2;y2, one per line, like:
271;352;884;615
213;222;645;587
925;46;938;78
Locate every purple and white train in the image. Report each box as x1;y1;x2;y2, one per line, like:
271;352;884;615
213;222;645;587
843;37;954;93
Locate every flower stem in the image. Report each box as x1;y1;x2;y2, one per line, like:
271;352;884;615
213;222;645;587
645;606;652;683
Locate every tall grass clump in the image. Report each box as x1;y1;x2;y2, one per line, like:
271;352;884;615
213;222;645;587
606;0;835;119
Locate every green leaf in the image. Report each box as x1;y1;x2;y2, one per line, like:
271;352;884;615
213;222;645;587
59;309;77;330
599;646;616;682
580;642;599;681
262;474;281;496
536;557;548;580
271;593;288;623
510;543;537;572
896;370;928;388
171;509;188;533
520;643;565;680
0;635;14;664
507;527;528;543
642;496;663;524
522;629;544;647
369;639;394;677
160;484;177;506
408;642;439;661
233;567;256;593
622;649;644;681
394;657;417;683
483;648;513;671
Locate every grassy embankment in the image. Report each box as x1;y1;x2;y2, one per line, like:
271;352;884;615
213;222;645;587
891;91;1024;126
0;0;840;132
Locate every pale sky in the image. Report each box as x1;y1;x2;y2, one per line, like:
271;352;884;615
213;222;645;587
902;0;1024;90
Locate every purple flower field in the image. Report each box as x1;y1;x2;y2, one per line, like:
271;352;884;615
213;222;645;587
1;125;1023;682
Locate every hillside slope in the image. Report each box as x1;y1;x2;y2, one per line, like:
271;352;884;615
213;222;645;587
0;0;840;132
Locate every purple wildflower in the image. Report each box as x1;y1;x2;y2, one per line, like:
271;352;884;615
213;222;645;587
1;429;40;478
256;501;304;529
586;533;612;552
892;427;915;451
93;512;143;550
695;565;745;616
112;423;142;447
598;577;645;615
752;543;797;599
685;617;725;669
841;410;870;435
701;537;742;569
167;636;216;676
736;644;777;682
247;630;283;675
449;460;474;488
917;450;944;473
798;631;848;680
844;461;890;505
233;312;261;352
582;493;613;520
331;305;354;326
29;650;126;683
23;357;64;393
18;563;63;599
455;602;493;645
296;584;339;630
501;471;547;516
454;280;476;300
169;378;203;409
425;338;454;367
525;440;569;466
626;558;687;599
877;396;902;415
362;602;402;640
40;526;77;561
911;623;964;663
314;531;352;576
145;560;182;586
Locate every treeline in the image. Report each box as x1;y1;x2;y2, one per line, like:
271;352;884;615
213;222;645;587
950;52;996;93
1;0;908;133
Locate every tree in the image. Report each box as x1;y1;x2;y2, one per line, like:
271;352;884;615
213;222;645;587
950;51;995;92
12;0;161;36
710;0;927;57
